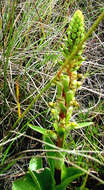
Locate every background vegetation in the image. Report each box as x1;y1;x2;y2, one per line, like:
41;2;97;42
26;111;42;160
0;0;104;189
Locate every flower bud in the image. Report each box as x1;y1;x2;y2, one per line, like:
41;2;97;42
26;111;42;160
49;102;55;107
72;71;77;80
77;73;83;79
71;80;77;88
70;122;78;129
51;109;59;121
77;81;82;88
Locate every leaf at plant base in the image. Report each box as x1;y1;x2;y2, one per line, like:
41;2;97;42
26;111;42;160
43;136;65;177
12;173;38;190
29;157;43;171
56;166;84;190
13;168;55;190
76;122;93;129
33;167;55;190
43;135;56;176
28;124;47;135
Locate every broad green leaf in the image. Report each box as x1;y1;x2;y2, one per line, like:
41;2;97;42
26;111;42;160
76;122;93;129
33;167;55;190
56;166;84;190
12;173;38;190
29;157;43;171
28;169;41;190
43;135;56;176
28;124;47;135
43;136;65;174
12;168;55;190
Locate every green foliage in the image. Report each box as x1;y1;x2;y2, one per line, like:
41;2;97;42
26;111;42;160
13;156;84;190
56;166;84;190
13;173;39;190
13;156;55;190
43;135;56;176
28;124;57;140
28;124;48;136
13;168;55;190
69;122;93;130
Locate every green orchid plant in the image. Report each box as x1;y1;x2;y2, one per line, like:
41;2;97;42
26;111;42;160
12;10;103;190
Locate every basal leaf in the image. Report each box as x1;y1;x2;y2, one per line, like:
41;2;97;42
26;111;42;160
56;166;84;190
29;157;43;171
33;167;55;190
43;135;56;176
12;173;38;190
13;168;55;190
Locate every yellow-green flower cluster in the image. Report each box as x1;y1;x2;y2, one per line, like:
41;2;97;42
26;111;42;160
63;10;85;57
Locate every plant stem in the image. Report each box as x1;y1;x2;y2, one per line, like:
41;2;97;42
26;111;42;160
54;168;61;185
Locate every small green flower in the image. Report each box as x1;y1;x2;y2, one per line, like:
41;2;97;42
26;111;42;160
72;33;76;39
